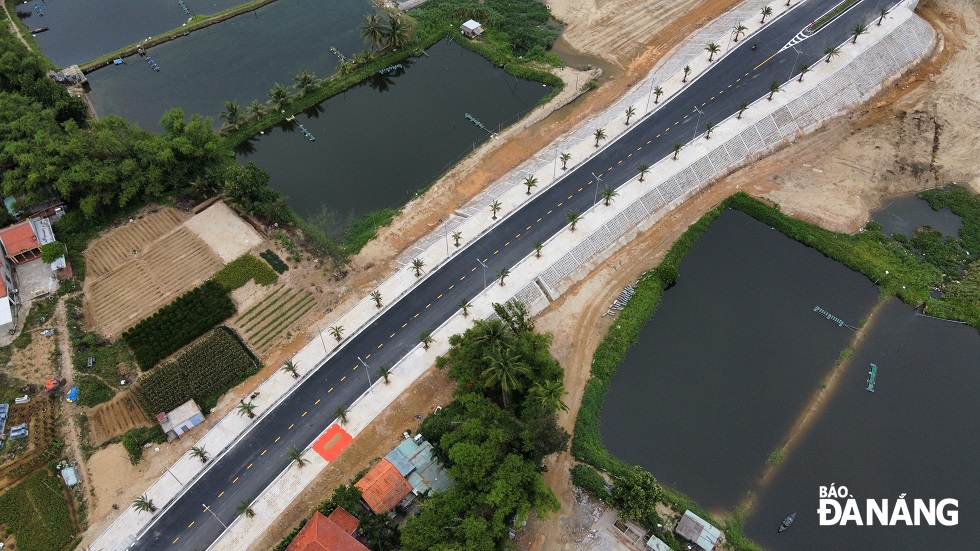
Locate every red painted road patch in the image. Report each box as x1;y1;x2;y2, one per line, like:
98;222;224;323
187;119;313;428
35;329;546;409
313;424;353;462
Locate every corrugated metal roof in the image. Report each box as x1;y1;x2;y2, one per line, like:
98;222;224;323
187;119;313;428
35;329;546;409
385;446;415;477
61;466;79;487
675;511;721;550
391;438;452;496
645;535;671;551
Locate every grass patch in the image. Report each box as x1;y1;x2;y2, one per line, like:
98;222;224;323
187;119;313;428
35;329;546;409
236;284;287;322
243;289;308;333
75;375;116;407
260;250;289;274
807;0;860;32
248;293;314;340
213;253;279;290
121;426;167;465
254;298;316;349
766;448;784;467
343;208;401;254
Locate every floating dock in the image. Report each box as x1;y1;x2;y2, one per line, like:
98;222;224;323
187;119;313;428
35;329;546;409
286;116;315;141
178;0;192;16
33;1;43;16
378;64;403;75
146;56;160;72
813;306;844;327
866;363;877;392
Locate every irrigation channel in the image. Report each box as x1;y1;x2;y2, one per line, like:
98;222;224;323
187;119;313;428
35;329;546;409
236;38;551;221
599;208;978;549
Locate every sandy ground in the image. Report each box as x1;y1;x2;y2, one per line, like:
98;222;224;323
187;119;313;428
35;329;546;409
183;201;263;263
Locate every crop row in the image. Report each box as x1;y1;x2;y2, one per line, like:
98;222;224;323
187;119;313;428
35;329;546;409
255;298;317;350
213;253;279;290
0;471;75;551
260;249;289;274
236;284;287;322
243;289;309;334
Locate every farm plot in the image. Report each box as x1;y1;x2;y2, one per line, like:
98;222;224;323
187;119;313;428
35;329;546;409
88;393;151;446
85;226;223;337
0;471;75;551
235;286;317;354
83;208;185;278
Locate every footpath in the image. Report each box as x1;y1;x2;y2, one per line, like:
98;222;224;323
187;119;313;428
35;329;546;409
90;1;934;549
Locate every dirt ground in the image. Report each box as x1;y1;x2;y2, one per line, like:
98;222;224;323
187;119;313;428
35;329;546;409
88;393;151;446
183;201;264;263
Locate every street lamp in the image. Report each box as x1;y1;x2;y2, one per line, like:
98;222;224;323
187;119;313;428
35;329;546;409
202;503;228;529
315;322;327;354
790;46;803;80
357;356;373;386
592;172;602;205
156;458;183;485
693;106;704;141
476;258;488;289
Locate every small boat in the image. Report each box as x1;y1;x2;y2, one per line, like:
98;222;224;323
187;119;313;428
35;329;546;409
31;26;49;34
778;512;796;532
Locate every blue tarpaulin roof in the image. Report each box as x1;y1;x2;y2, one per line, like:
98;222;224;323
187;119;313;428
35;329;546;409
66;387;78;402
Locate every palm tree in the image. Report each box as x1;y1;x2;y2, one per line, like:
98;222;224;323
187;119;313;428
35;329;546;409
419;329;434;349
459;298;471;317
529;380;569;412
411;257;425;277
533;241;544;258
286;446;308;467
268;83;289;110
360;12;385;51
377;365;392;384
450;230;462;247
704;121;715;139
761;5;773;24
732;24;747;42
593;127;607;148
482;347;530;407
705;42;721;62
329;325;345;342
624;105;636;125
236;500;256;518
132;495;157;513
567;211;582;231
220;100;241;129
852;23;868;43
601;186;618;206
497;268;511;286
637;163;650;182
737;101;749;119
490;200;502;220
282;359;299;379
383;14;411;50
237;400;257;419
334;406;350;426
653;86;664;105
786;0;792;6
370;290;383;308
246;99;264;121
797;63;811;82
878;7;889;25
560;152;571;170
523;174;538;195
824;45;841;63
682;65;691;83
293;69;316;96
768;80;782;101
190;446;209;464
672;143;682;160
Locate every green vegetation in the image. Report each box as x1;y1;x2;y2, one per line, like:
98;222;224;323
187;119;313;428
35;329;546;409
238;287;316;352
121;426;168;465
344;208;400;253
260;249;289;273
274;483;399;551
133;328;259;416
39;241;64;263
236;285;288;323
122;280;236;370
76;374;116;407
65;296;135;388
570;464;611;501
0;471;75;551
213;253;279;290
766;448;785;466
808;0;860;32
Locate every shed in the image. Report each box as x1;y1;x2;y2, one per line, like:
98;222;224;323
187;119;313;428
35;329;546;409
461;19;484;38
0;403;8;437
645;535;671;551
354;458;412;514
286;508;368;551
387;437;451;496
60;466;79;487
674;511;722;551
156;399;204;440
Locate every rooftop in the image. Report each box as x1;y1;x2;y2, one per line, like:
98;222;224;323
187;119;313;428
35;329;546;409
286;510;368;551
354;458;413;514
0;220;39;257
675;510;722;551
326;506;359;535
157;399;203;432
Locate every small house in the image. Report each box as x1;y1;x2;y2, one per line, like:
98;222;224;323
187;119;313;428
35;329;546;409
645;535;671;551
354;458;413;514
674;510;722;551
61;466;79;487
156;400;204;440
386;436;451;497
286;507;368;551
461;19;484;39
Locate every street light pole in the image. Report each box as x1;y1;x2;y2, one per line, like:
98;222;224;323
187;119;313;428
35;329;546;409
315;322;327;354
693;106;704;141
476;258;488;289
157;459;183;485
202;503;228;530
592;172;602;205
790;46;802;81
357;356;373;386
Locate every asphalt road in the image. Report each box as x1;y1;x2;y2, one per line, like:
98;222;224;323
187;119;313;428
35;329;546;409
131;0;903;548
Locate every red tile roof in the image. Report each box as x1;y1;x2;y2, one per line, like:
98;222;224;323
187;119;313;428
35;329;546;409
327;506;360;535
0;221;38;257
354;458;413;514
286;511;369;551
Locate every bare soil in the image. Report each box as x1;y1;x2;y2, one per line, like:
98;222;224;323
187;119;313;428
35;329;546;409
88;393;152;446
84;208;186;278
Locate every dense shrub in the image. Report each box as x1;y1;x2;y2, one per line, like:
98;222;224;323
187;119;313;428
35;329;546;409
570;464;610;501
121;426;167;464
0;472;75;551
259;249;289;273
76;375;115;407
213;253;278;290
122;280;236;369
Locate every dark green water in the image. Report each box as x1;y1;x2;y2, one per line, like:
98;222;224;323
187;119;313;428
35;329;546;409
870;193;962;238
85;0;376;131
236;39;551;222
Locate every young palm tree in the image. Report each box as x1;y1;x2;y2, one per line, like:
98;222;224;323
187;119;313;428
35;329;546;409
383;14;411;50
286;446;308;467
497;268;511;286
293;69;316;96
132;495;157;513
601;186;618;206
411;257;425;277
593;127;607;148
237;400;257;419
523;174;538;195
282;359;299;379
377;365;392;384
705;42;721;62
705;121;715;139
768;80;782;101
672;143;682;160
329;325;345;342
190;446;209;464
797;63;811;82
370;290;383;308
247;99;264;121
490;200;502;220
824;45;841;63
567;210;582;231
334;406;350;426
220;100;241;129
482;347;530;408
236;500;256;518
737;101;749;119
360;12;385;51
682;65;691;83
559;152;571;170
653;86;664;104
878;7;889;25
451;230;462;247
761;5;773;24
852;23;868;43
419;329;434;349
459;298;471;317
786;0;792;6
624;105;636;125
637;163;651;182
533;241;544;258
268;83;289;110
732;24;747;42
529;380;569;412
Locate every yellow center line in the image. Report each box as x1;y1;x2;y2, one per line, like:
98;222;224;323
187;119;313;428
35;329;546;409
288;423;294;430
402;322;408;328
617;160;622;164
471;266;476;271
437;293;443;298
710;96;715;100
578;187;583;192
736;78;741;82
340;376;346;382
425;303;431;308
218;491;225;497
377;343;383;348
315;399;320;405
189;521;195;528
567;195;573;199
683;115;688;119
448;284;454;290
547;210;552;214
390;332;395;338
628;153;633;157
328;387;333;393
365;354;371;359
526;225;532;230
247;463;253;469
483;258;488;263
301;411;307;417
515;233;521;238
607;167;612;171
557;202;563;207
275;436;281;443
718;90;723;94
701;102;706;106
233;477;239;483
657;133;661;138
728;84;733;88
537;218;542;222
638;146;643;150
413;313;419;318
665;127;670;132
352;364;358;370
261;450;267;456
493;250;498;255
504;242;509;247
173;537;180;544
